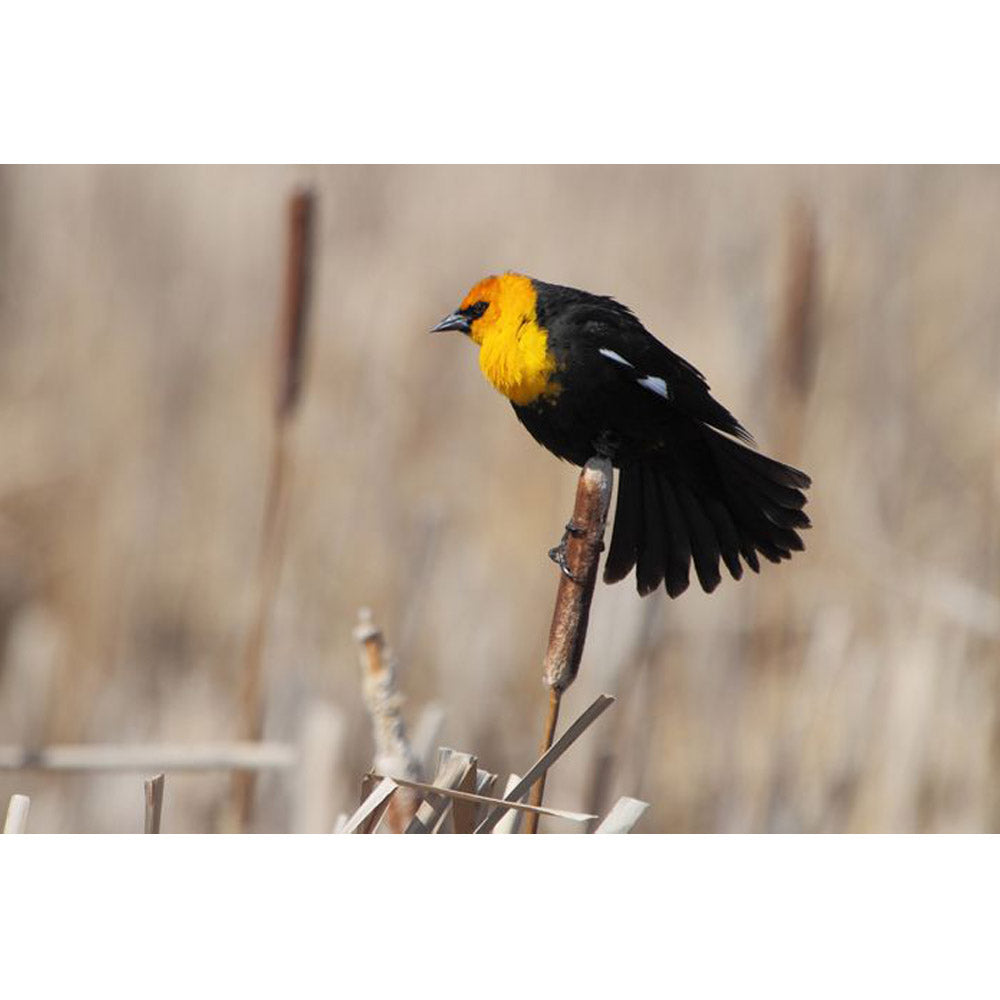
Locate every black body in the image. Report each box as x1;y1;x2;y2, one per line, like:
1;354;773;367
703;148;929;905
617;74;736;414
515;280;811;597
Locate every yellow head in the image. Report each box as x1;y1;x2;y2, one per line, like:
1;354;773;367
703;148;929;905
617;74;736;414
432;273;561;406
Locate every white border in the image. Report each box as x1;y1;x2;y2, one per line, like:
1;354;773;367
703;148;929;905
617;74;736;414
2;835;996;998
3;1;998;162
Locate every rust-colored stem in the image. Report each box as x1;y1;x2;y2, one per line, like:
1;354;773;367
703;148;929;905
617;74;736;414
227;188;315;832
525;456;613;833
751;201;820;674
276;189;315;422
228;432;291;829
524;689;561;834
775;199;819;457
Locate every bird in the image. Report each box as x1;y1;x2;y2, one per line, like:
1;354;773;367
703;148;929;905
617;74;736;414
431;272;811;598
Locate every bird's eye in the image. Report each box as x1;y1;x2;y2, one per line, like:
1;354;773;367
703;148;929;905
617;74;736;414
466;301;489;320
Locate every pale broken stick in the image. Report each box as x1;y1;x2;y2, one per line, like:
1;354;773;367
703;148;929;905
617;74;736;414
144;773;165;834
4;794;30;834
372;773;595;826
594;796;649;834
492;775;523;835
405;750;476;834
470;767;498;831
475;693;615;834
426;749;480;834
339;776;399;834
427;756;494;833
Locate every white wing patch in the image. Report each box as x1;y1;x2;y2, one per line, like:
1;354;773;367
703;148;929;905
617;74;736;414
637;375;671;400
598;348;633;368
599;346;671;401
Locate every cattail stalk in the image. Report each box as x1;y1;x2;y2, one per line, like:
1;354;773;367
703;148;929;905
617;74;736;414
228;188;315;831
525;456;613;832
774;200;819;459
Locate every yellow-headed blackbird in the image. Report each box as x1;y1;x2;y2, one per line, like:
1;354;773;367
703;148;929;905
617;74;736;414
432;273;811;598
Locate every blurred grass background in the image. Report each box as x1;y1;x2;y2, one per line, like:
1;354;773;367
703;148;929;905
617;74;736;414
1;164;998;832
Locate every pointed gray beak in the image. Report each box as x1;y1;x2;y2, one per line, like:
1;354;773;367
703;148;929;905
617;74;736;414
430;310;470;334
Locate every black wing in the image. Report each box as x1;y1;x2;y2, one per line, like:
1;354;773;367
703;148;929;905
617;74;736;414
539;285;754;445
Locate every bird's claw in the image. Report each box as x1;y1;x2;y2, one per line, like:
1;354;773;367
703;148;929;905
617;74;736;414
548;520;587;583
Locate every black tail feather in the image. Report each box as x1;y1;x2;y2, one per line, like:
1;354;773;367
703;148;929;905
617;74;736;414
738;466;810;514
675;483;721;593
604;464;641;584
635;466;666;596
657;476;692;597
724;437;811;491
605;430;810;598
704;498;743;582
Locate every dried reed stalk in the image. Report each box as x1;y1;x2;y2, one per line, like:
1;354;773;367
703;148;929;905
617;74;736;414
492;774;524;834
375;772;596;825
449;756;479;834
340;775;399;834
291;701;346;833
354;608;423;832
275;189;315;424
228;188;315;832
471;767;498;829
774;200;820;459
584;599;661;830
481;692;614;834
525;457;614;833
0;741;296;772
144;773;165;833
752;200;821;673
3;794;30;834
594;796;649;833
403;751;474;834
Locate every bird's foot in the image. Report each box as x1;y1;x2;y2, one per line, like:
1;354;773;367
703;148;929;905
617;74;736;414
548;520;587;582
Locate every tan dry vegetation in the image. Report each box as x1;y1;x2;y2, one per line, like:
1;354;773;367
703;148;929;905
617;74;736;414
1;165;998;832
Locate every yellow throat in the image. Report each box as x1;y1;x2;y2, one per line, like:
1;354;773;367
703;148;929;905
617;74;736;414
462;273;561;406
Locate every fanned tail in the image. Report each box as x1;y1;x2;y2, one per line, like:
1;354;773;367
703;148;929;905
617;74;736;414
603;430;810;598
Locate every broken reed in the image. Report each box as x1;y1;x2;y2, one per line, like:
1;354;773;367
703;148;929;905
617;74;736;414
353;608;423;832
341;692;622;834
3;794;30;834
228;188;316;831
525;456;613;833
144;773;165;833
